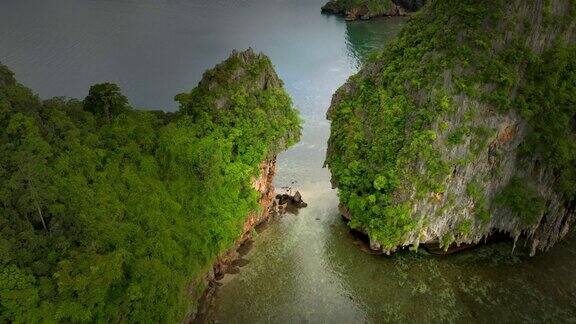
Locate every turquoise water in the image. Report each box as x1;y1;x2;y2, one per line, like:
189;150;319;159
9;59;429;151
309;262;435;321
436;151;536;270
1;1;575;322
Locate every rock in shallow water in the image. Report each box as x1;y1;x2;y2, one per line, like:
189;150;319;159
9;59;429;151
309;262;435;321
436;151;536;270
275;190;308;212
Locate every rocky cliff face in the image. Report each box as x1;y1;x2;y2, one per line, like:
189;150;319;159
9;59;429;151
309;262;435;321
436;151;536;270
186;51;297;254
192;158;278;321
326;0;576;255
210;158;277;278
321;0;426;21
183;49;300;320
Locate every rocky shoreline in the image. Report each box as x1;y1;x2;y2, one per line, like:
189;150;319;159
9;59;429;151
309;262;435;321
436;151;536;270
188;158;277;322
341;204;516;256
190;159;308;322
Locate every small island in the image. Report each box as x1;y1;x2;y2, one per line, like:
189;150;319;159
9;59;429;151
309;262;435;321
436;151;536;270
321;0;426;21
326;0;576;255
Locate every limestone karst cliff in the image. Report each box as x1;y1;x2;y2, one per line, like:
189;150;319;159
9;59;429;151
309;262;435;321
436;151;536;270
326;0;576;255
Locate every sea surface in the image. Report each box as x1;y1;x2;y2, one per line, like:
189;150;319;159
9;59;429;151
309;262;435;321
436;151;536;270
1;0;575;322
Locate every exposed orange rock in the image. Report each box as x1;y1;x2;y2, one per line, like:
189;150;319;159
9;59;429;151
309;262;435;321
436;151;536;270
212;157;277;277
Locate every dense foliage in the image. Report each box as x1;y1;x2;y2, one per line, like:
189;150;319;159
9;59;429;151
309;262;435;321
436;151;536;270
322;0;425;17
494;178;546;226
332;0;393;14
515;43;576;201
326;0;575;250
0;50;300;322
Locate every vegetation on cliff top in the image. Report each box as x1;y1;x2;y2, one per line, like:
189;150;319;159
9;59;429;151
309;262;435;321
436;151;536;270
321;0;425;20
326;0;575;252
325;0;393;14
0;49;300;322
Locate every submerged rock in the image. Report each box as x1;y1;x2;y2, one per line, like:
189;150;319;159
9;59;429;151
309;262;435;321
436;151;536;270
237;240;254;256
231;258;250;268
326;0;576;256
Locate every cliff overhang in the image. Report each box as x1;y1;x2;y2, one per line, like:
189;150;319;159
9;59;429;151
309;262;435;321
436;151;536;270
325;0;576;256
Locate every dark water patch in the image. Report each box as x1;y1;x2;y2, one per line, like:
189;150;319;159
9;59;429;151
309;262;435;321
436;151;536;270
424;232;513;255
